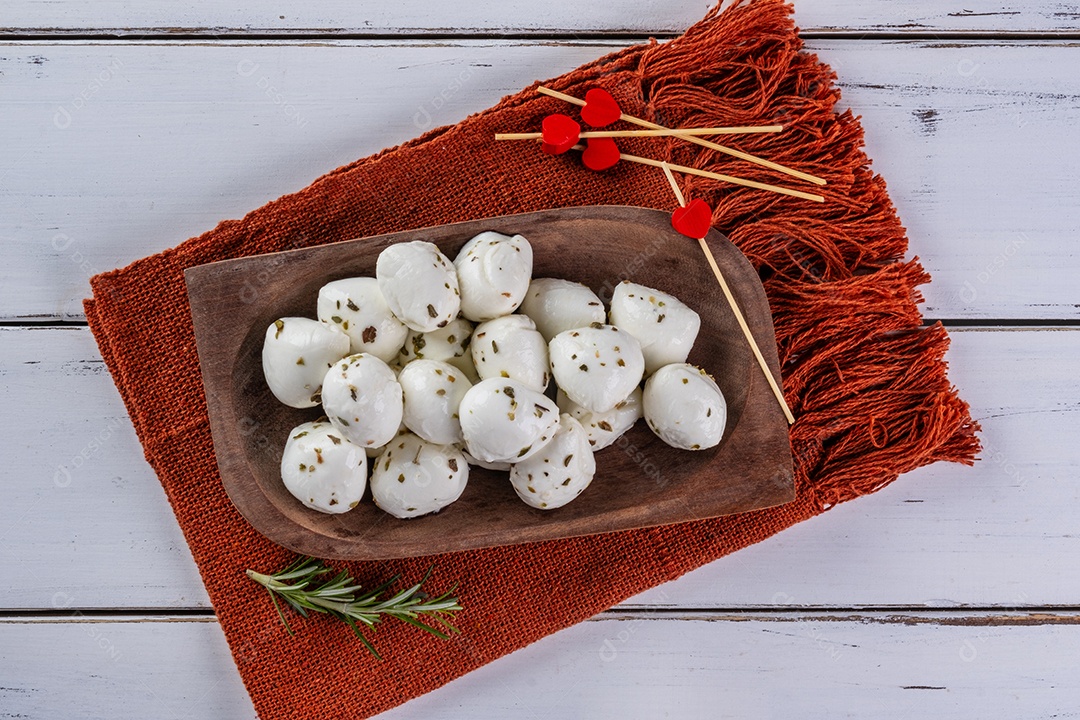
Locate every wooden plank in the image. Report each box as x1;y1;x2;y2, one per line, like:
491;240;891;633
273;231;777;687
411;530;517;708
1;325;1076;610
0;326;212;610
2;611;1079;718
2;1;1078;36
821;41;1080;321
2;39;1078;321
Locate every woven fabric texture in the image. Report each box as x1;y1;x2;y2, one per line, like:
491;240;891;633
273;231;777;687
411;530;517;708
84;2;979;717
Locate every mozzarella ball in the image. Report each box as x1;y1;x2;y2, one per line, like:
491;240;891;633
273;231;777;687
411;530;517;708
518;278;606;342
454;231;533;321
447;348;481;384
321;353;404;449
549;324;645;413
365;423;406;458
263;317;350;408
471;315;550;392
643;363;727;450
557;386;643;450
316;277;408;363
609;281;701;375
398;359;472;445
459;446;511;471
376;241;460;332
509;414;596;510
280;420;367;514
458;378;560;463
398;316;474;365
370;433;469;519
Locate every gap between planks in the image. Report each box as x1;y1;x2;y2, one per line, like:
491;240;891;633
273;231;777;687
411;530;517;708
3;609;1080;626
4;31;1080;42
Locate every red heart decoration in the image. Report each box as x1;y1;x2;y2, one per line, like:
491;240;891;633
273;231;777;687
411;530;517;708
671;199;713;239
540;113;580;155
581;137;621;171
580;88;622;127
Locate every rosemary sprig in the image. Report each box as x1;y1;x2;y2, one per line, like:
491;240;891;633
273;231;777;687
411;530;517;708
246;556;461;659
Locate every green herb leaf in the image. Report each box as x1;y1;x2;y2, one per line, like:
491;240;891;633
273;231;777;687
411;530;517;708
245;556;462;658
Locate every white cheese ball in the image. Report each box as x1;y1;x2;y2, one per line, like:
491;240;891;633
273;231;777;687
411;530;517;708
556;386;643;450
321;353;404;449
280;420;367;514
471;315;550;393
459;447;512;472
509;414;596;510
398;359;472;445
398;316;474;365
447;349;481;384
643;363;727;450
370;433;469;519
454;231;533;322
365;424;406;458
549;324;645;413
316;277;408;363
458;378;560;463
609;281;701;375
376;241;460;332
518;278;606;342
263;317;350;408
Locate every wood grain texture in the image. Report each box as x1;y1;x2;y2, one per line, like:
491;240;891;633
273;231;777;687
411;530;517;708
0;326;212;611
3;1;1078;36
2;40;1077;321
2;3;1075;715
3;611;1079;719
1;326;1074;610
187;206;792;559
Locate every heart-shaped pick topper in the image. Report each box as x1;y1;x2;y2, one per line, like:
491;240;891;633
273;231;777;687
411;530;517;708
540;113;581;155
580;88;622;128
581;137;621;171
671;198;713;239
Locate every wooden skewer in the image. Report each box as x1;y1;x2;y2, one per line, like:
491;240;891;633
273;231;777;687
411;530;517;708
660;161;797;426
697;236;797;426
661;162;689;207
574;144;823;203
626;149;823;203
538;85;826;187
495;125;783;140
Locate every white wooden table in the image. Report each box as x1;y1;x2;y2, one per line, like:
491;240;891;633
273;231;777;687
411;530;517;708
3;2;1078;717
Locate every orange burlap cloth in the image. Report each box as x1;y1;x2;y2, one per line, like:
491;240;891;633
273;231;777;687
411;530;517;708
84;1;979;717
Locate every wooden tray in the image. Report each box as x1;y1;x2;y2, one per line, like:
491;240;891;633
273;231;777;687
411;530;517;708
185;206;794;560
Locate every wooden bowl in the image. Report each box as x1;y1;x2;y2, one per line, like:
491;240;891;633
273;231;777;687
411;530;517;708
185;206;794;560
